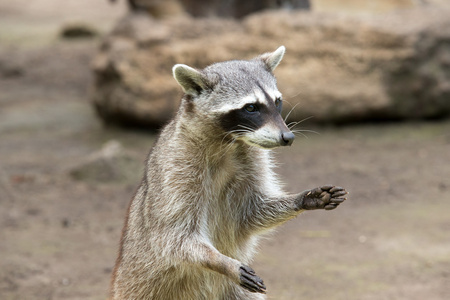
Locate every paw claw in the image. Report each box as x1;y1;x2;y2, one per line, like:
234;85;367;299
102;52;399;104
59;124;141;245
239;265;266;294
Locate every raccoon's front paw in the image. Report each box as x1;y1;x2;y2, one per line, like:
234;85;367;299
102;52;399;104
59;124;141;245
299;185;347;210
239;265;266;294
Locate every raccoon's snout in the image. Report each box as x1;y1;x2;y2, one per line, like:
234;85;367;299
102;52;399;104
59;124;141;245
281;131;295;146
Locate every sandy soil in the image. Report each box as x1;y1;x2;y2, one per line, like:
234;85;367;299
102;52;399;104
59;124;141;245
1;1;450;299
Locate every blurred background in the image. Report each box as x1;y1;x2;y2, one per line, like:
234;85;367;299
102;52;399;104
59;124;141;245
1;0;449;299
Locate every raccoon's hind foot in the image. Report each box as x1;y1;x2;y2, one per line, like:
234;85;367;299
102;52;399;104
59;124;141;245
299;185;347;210
239;265;266;294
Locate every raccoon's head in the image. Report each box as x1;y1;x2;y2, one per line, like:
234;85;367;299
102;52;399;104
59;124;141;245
172;46;294;149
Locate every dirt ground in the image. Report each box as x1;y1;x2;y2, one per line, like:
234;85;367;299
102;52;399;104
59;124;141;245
1;1;450;300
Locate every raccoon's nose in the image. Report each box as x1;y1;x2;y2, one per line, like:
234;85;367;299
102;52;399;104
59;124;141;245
281;131;295;146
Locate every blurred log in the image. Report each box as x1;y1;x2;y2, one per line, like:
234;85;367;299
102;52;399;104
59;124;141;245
115;0;310;19
91;4;450;128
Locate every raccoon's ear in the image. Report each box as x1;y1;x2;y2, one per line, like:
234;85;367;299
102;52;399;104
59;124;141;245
172;64;212;96
259;45;286;72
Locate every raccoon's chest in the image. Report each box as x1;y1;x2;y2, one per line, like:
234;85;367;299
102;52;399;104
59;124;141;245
203;165;256;257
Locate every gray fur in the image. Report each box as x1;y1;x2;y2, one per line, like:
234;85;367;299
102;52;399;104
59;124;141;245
110;46;347;299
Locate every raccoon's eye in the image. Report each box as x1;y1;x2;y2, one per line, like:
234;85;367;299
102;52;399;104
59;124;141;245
275;97;283;113
275;97;282;107
244;104;258;113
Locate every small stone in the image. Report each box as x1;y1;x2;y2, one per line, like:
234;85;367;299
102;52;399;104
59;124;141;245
358;235;367;243
60;23;98;39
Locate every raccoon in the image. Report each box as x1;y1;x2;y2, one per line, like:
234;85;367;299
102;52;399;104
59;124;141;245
110;46;347;299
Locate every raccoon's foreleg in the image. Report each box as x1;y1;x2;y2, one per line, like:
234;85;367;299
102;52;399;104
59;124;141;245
248;186;347;230
195;243;267;294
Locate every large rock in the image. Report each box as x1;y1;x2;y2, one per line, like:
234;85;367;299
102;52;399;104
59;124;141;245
91;4;450;128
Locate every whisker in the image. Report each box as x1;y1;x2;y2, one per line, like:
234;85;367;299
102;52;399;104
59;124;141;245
243;118;260;129
291;129;321;140
295;129;320;135
236;124;254;132
287;116;315;130
215;134;244;160
220;129;248;144
288;121;301;130
284;102;302;122
284;90;304;100
282;99;294;108
291;130;309;139
215;129;249;159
